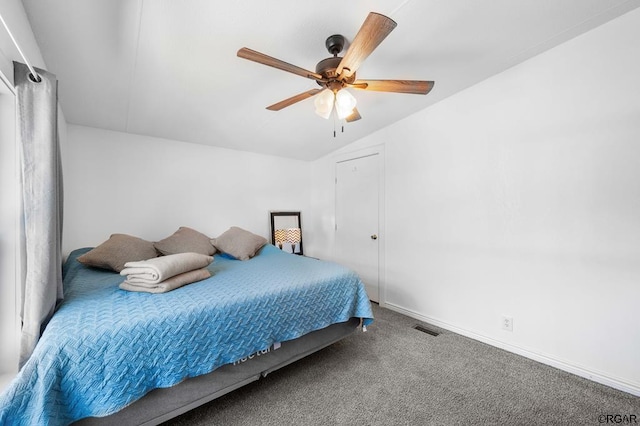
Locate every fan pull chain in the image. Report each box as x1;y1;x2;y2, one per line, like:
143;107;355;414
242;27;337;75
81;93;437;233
330;110;346;138
333;112;337;137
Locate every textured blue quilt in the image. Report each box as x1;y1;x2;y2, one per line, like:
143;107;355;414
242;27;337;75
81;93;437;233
0;245;373;425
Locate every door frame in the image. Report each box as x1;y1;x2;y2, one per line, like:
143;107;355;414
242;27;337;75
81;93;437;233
334;145;386;305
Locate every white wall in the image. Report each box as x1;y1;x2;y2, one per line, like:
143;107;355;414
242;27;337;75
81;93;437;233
310;8;640;395
63;125;310;256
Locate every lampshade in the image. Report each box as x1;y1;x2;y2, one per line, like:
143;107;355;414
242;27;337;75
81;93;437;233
314;89;334;119
286;228;301;244
286;228;301;254
334;89;357;119
275;228;301;254
274;229;287;245
275;228;301;244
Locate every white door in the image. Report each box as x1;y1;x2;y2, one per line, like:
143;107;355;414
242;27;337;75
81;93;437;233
335;154;380;302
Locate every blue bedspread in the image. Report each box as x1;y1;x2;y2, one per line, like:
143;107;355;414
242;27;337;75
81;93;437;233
0;245;373;425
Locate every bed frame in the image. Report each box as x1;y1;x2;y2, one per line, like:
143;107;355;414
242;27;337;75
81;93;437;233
74;318;360;425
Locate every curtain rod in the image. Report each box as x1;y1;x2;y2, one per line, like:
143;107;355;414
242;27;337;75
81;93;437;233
0;12;41;82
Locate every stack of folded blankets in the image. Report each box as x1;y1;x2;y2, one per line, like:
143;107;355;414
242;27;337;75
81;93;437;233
119;252;213;293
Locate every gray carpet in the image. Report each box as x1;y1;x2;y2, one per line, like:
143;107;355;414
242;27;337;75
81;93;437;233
163;304;639;425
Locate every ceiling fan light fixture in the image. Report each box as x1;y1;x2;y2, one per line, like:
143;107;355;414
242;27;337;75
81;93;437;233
238;12;433;124
314;88;334;119
335;89;357;120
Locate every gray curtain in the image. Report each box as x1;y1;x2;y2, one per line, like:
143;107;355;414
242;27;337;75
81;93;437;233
13;61;64;368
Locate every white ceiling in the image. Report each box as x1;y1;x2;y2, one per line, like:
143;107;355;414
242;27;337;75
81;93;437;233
21;0;640;161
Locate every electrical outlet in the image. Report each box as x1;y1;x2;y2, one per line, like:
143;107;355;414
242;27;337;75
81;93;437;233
502;316;513;332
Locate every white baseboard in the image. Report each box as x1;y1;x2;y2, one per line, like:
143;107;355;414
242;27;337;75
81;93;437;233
380;302;640;397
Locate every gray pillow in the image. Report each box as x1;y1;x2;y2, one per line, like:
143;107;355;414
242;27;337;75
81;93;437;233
77;234;158;272
210;227;267;261
154;226;216;256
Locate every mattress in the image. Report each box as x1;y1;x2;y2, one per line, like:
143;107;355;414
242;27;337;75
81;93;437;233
0;245;373;425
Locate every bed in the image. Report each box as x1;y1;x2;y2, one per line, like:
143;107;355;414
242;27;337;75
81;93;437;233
0;244;373;425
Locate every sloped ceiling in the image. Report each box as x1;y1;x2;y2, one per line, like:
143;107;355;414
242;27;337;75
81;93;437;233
21;0;640;160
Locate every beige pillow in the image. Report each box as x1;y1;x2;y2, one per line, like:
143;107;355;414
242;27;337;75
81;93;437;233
77;234;158;272
154;226;216;256
210;227;267;260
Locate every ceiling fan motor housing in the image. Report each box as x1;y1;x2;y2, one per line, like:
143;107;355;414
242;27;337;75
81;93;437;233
315;35;356;87
316;57;342;79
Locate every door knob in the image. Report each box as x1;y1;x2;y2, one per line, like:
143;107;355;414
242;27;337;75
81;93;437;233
371;234;378;240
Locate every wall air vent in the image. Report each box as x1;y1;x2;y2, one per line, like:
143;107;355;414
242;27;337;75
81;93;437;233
413;324;440;337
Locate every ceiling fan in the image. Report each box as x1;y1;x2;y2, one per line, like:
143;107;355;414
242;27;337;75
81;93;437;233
237;12;434;123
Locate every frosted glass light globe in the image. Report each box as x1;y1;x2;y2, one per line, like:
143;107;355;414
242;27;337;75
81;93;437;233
314;89;335;119
334;89;357;120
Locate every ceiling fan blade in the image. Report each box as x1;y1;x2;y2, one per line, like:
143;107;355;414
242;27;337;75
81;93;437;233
238;48;325;81
350;79;434;95
336;12;397;79
345;108;362;122
266;89;323;111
